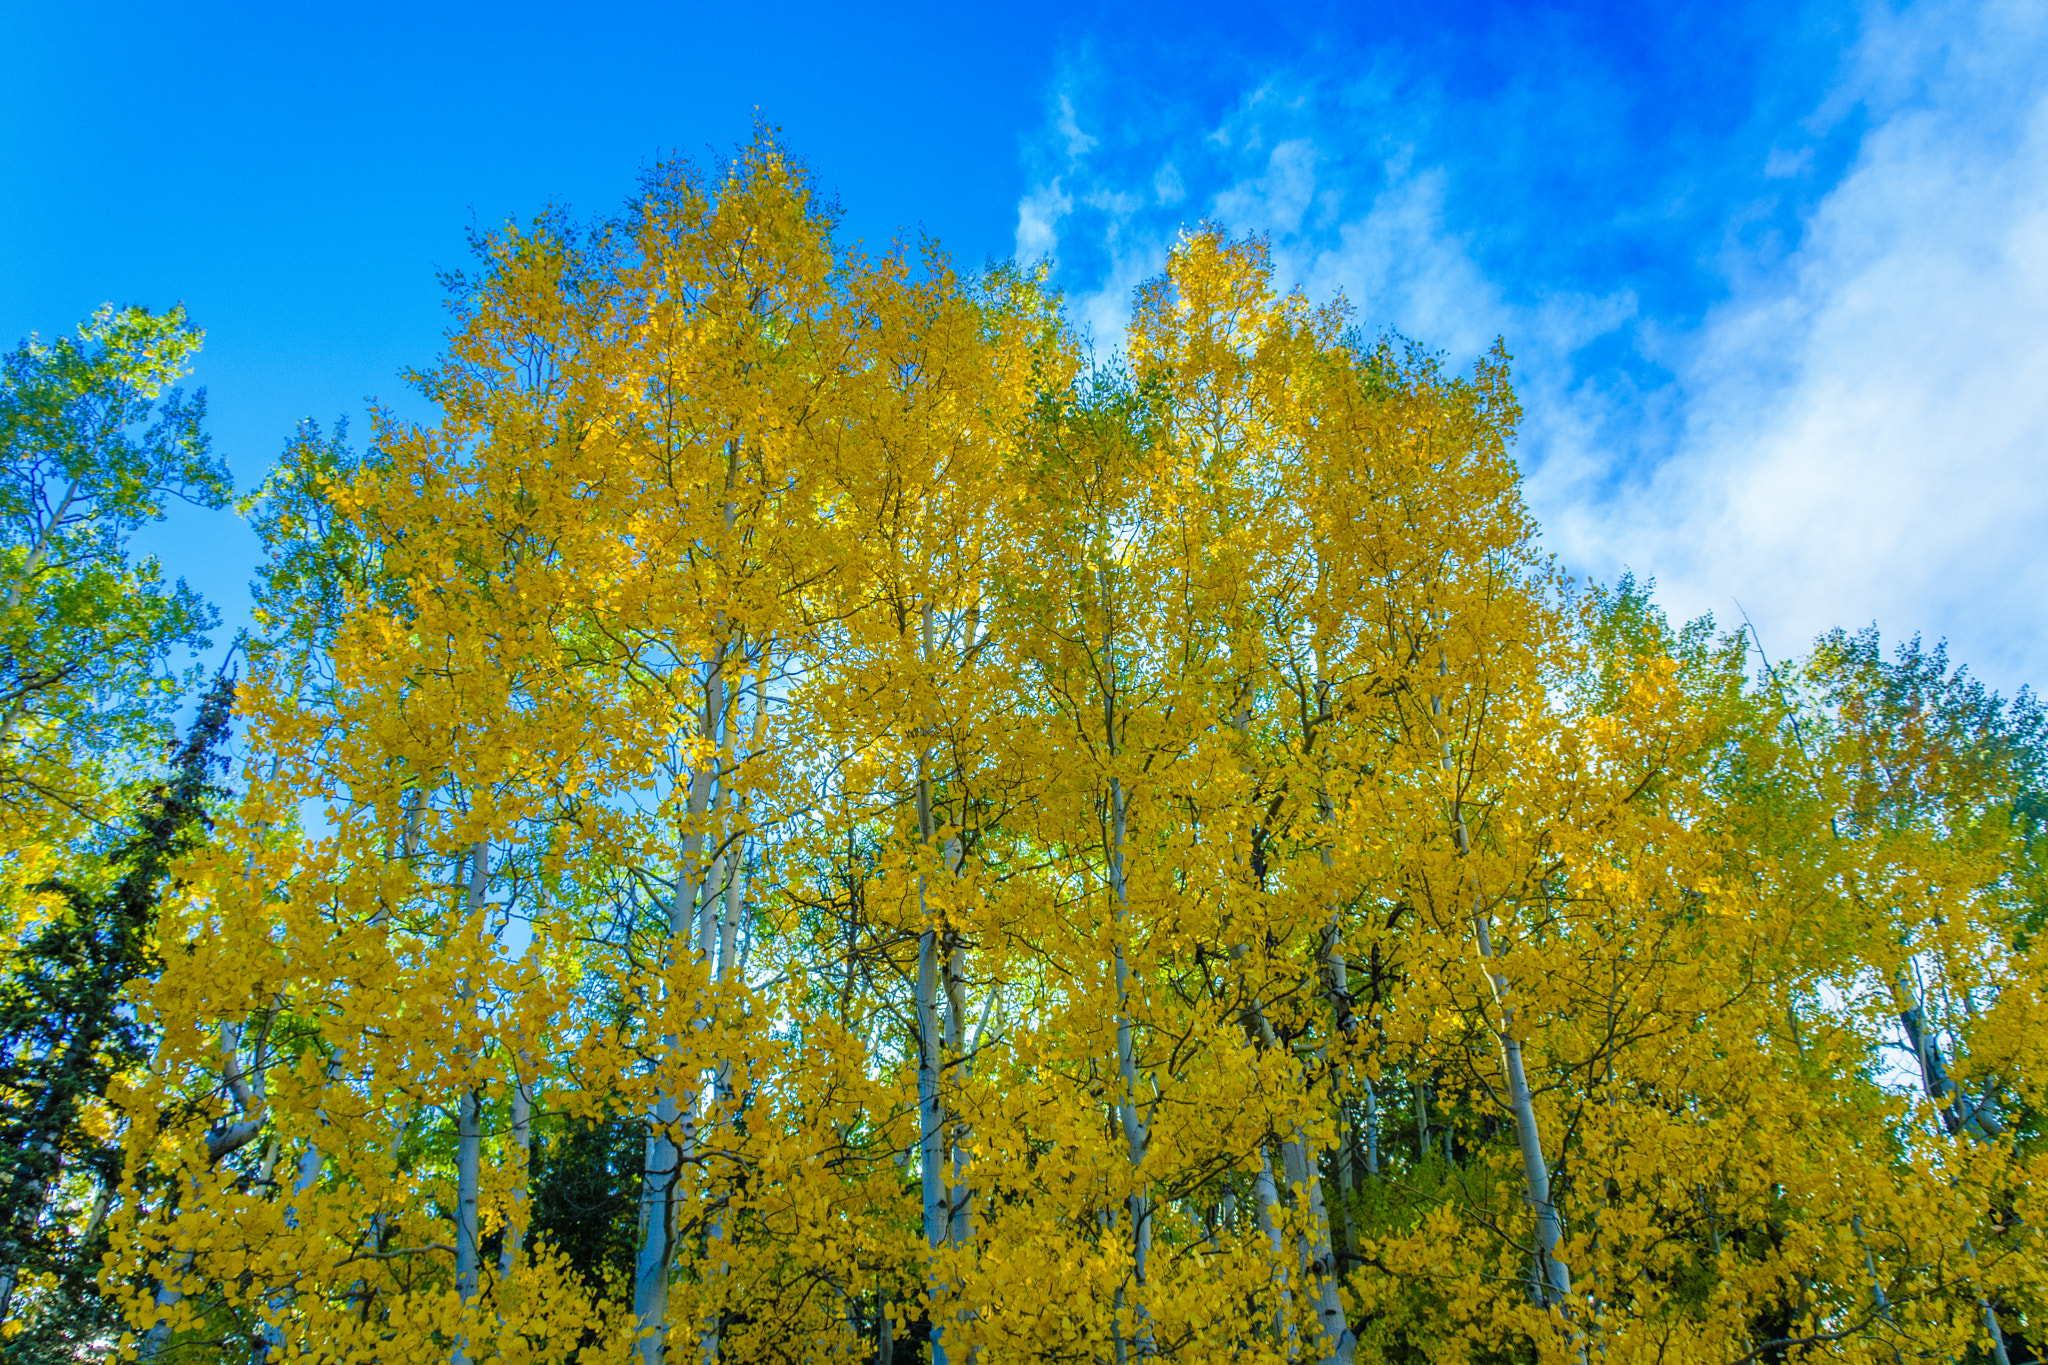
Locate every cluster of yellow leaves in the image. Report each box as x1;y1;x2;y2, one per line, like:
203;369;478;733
104;136;2048;1365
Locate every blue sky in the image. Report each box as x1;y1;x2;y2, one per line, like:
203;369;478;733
5;1;2044;691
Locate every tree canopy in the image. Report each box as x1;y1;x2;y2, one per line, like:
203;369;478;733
6;137;2046;1365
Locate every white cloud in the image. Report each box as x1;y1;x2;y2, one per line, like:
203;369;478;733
1293;167;1509;356
1154;162;1185;206
1057;94;1099;158
1764;146;1814;179
1013;0;2048;691
1560;0;2048;689
1015;178;1073;261
1214;139;1319;237
1070;230;1170;358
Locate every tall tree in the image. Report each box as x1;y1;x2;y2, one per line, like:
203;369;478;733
0;673;234;1342
0;302;228;1353
96;149;2048;1365
0;305;228;866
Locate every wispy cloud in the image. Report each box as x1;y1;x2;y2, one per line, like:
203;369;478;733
1011;0;2048;691
1014;179;1073;261
1569;0;2048;687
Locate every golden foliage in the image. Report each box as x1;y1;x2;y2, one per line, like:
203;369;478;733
107;139;2048;1365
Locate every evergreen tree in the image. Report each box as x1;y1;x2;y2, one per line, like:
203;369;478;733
0;673;234;1350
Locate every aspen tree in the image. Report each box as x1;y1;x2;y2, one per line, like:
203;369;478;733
803;244;1056;1361
1124;231;1363;1363
98;151;2048;1365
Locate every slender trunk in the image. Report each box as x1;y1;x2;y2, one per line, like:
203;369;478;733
696;657;750;1365
1107;774;1152;1356
1233;936;1339;1359
912;602;960;1365
251;1046;341;1362
498;1066;532;1278
914;722;948;1362
1360;1077;1380;1177
1304;749;1358;1359
1097;590;1152;1361
1474;906;1571;1307
943;927;978;1263
449;1090;482;1362
141;1018;272;1360
1849;1211;1903;1365
137;1259;192;1360
1281;1130;1356;1364
1973;1263;2013;1365
1435;664;1571;1313
636;643;728;1365
1254;1148;1295;1351
3;478;78;615
453;840;488;1365
950;962;997;1257
1893;972;2002;1139
877;1286;894;1365
1893;969;2012;1357
634;1092;683;1364
915;922;950;1365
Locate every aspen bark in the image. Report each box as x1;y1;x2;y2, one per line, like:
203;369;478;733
1254;1148;1295;1350
1893;972;2002;1139
912;600;974;1365
1;477;78;615
136;1261;193;1361
497;1065;532;1278
1360;1077;1380;1177
1893;967;2011;1360
636;643;727;1365
1472;905;1572;1307
1435;669;1572;1313
696;654;754;1365
1107;773;1153;1355
943;935;972;1252
453;839;489;1365
1279;1129;1356;1365
1095;585;1154;1359
140;1017;274;1360
634;1091;684;1365
1974;1267;2014;1365
1303;689;1358;1360
914;920;951;1365
452;1090;482;1344
913;611;950;1361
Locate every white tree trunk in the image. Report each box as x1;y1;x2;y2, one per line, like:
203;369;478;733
635;644;729;1365
140;1017;275;1360
453;840;489;1364
452;1090;482;1361
915;920;951;1365
633;1091;684;1365
3;477;78;615
1436;663;1572;1315
1892;968;2010;1359
1106;775;1153;1357
1280;1129;1355;1364
498;1065;532;1278
1094;590;1152;1361
1254;1148;1295;1351
695;660;747;1365
1471;906;1571;1307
